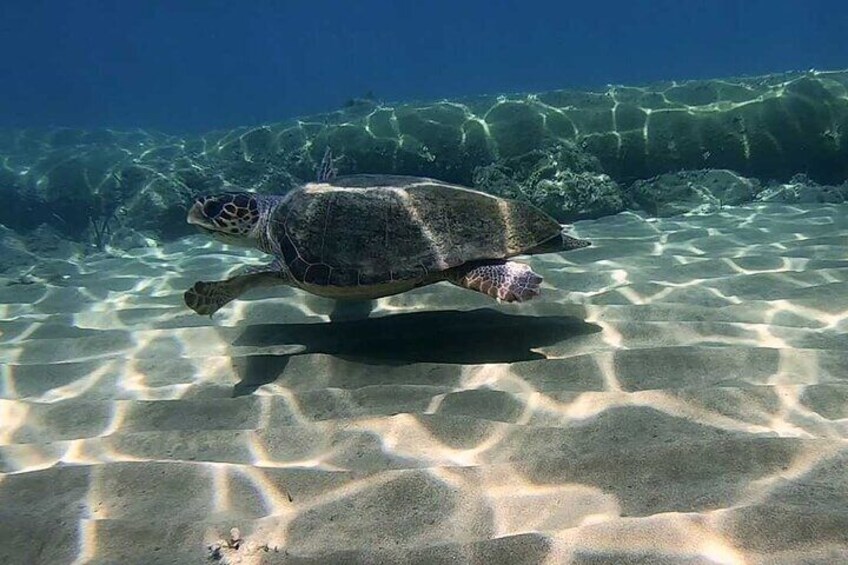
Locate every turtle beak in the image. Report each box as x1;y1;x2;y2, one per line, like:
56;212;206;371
187;201;209;228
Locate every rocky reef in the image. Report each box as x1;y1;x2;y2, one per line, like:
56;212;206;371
627;169;762;216
1;69;846;247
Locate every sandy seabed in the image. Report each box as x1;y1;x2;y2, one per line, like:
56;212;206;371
1;202;847;564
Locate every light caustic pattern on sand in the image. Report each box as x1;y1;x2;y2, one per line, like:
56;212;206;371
1;203;848;563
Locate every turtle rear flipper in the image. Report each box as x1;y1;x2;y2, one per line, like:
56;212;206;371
447;260;543;303
184;270;288;316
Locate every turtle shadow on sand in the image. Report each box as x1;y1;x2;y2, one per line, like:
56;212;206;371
228;308;601;396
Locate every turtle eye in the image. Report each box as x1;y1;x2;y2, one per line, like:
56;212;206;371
203;199;224;218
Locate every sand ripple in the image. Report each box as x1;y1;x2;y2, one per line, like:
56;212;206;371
1;203;847;563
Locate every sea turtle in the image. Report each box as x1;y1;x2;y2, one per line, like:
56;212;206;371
184;151;590;316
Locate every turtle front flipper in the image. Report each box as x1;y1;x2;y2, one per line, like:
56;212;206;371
184;269;289;316
446;260;543;303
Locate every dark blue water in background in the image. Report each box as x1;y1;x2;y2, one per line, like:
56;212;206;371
2;0;846;133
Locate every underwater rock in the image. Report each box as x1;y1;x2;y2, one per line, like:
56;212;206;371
756;173;848;204
486;101;547;159
174;167;224;196
586;73;848;184
0;160;20;192
123;176;192;240
473;142;625;221
42;156;91;204
24;223;77;255
19;142;137;240
297;70;848;185
239;126;276;161
102;226;159;251
533;170;625;220
0;167;50;232
0;225;35;274
628;169;761;216
0;70;846;243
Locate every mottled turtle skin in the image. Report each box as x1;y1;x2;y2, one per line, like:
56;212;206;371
184;166;590;315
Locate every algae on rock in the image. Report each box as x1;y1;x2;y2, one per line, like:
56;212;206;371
473;142;626;222
628;169;762;216
1;70;847;243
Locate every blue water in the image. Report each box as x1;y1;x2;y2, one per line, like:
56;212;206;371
2;0;845;133
3;2;848;563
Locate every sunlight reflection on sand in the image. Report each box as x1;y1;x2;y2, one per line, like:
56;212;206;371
0;202;847;562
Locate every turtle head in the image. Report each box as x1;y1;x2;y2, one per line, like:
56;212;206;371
187;192;266;248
